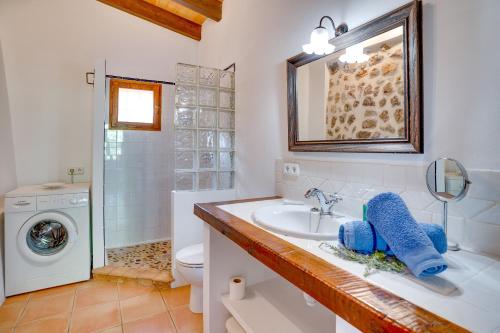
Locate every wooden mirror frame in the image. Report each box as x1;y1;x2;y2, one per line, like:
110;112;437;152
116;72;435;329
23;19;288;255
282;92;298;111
287;1;422;153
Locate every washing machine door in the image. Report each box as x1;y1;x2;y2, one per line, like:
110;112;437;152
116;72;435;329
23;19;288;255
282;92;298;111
18;211;78;263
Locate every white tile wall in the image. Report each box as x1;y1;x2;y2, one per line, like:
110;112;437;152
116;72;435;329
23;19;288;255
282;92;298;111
276;158;500;257
103;83;174;249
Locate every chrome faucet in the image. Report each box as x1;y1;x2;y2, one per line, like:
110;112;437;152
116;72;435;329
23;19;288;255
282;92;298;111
304;188;342;216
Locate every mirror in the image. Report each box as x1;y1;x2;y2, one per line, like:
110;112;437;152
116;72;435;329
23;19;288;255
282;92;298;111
297;26;405;141
426;158;471;251
287;1;422;153
426;158;471;202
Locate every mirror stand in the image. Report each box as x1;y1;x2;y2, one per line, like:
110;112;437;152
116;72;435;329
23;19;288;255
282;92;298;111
443;202;460;251
426;157;472;253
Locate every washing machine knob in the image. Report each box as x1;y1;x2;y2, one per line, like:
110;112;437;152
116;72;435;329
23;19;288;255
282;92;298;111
69;198;78;205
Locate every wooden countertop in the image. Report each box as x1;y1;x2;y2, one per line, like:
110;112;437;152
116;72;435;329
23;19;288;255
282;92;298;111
194;197;469;333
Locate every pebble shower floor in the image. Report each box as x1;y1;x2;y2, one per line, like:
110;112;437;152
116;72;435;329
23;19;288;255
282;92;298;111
106;240;172;272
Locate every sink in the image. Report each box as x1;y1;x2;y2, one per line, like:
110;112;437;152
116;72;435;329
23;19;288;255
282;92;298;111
251;204;343;240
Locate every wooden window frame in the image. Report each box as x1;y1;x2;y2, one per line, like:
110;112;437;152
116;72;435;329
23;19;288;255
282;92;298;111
109;78;162;131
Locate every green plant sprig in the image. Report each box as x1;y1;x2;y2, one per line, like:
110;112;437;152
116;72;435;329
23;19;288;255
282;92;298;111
319;242;407;277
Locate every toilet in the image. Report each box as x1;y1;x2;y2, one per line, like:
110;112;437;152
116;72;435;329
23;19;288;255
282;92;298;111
175;243;204;313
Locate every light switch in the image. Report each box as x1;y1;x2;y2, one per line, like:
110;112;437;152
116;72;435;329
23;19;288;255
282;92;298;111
67;167;85;176
283;163;300;176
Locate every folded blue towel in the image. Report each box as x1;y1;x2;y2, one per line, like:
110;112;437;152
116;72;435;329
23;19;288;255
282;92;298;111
339;221;447;255
367;192;448;277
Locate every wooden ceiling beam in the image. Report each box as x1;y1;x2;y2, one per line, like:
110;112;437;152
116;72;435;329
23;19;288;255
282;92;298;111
171;0;222;22
98;0;202;40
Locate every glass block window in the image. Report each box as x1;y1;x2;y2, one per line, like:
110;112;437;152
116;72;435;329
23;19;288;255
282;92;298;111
175;63;236;191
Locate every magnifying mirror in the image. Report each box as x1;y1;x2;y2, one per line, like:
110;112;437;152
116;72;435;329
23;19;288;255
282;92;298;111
426;158;471;251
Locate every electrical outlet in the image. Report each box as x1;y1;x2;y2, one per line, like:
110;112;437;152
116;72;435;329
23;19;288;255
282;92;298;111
283;163;300;176
67;167;85;176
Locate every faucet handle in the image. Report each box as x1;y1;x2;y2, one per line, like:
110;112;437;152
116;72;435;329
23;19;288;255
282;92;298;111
321;193;342;216
327;193;343;204
304;188;319;198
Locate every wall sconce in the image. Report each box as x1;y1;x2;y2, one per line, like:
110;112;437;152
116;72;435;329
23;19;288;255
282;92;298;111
339;44;369;63
302;16;348;55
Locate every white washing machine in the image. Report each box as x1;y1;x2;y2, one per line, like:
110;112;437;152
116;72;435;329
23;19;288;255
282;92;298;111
4;183;91;296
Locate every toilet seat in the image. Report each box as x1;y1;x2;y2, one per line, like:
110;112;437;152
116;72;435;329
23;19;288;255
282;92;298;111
176;243;203;268
177;261;203;269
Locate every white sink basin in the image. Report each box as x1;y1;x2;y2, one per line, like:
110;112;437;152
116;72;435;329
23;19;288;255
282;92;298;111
252;204;343;240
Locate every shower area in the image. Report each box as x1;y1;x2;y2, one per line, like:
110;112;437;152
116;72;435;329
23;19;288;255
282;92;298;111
102;73;174;281
98;63;235;282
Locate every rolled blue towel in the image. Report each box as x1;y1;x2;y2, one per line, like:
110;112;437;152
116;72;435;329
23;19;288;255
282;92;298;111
339;221;447;255
421;223;448;254
339;221;389;255
367;192;448;277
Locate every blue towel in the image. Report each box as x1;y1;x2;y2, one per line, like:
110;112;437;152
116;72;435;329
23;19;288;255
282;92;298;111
367;192;448;277
339;221;447;255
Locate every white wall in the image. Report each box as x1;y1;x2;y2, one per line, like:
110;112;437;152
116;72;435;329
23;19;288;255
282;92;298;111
0;40;17;306
0;0;199;186
199;0;500;199
0;42;17;195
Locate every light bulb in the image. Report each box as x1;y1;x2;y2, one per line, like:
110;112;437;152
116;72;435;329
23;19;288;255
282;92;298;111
302;44;314;54
339;44;368;63
302;27;335;55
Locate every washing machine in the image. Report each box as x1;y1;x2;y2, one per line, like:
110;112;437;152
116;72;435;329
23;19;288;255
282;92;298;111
4;183;91;296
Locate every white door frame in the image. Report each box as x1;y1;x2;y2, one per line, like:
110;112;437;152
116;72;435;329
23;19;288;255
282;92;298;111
91;59;106;268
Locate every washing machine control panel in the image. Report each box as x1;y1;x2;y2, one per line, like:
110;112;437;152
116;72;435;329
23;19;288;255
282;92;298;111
37;193;89;210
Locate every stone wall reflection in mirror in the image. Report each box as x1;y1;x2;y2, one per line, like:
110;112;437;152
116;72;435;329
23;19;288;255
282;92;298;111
297;26;405;141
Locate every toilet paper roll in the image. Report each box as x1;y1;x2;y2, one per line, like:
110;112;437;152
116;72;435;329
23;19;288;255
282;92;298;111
229;276;246;301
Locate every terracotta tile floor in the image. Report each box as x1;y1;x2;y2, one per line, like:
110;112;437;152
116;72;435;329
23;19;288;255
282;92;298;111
0;280;202;333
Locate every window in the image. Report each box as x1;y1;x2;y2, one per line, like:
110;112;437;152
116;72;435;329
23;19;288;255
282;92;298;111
109;79;162;131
